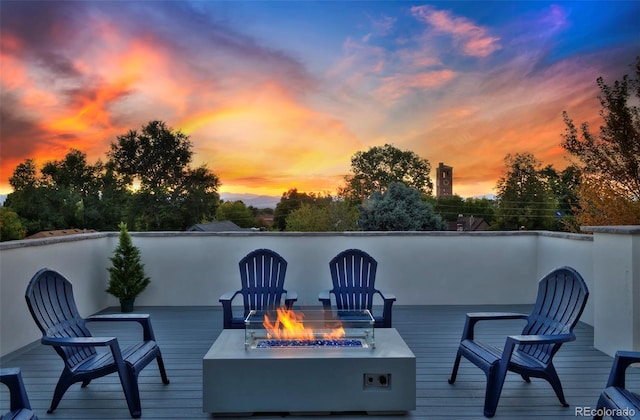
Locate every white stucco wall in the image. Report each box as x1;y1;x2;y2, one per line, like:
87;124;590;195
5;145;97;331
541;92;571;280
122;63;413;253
0;233;115;358
0;230;596;358
587;226;640;356
130;232;544;308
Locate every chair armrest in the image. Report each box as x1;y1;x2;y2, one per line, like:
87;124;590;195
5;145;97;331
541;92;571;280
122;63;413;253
461;313;529;341
376;290;396;327
284;290;298;309
86;313;156;341
499;333;575;372
87;314;150;322
318;290;332;309
506;333;575;346
0;368;31;411
607;350;640;388
219;290;241;329
42;336;118;347
43;336;127;370
219;290;240;303
466;312;529;321
377;290;396;302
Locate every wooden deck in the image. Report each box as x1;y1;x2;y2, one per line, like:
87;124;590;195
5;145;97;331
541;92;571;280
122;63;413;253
1;305;638;419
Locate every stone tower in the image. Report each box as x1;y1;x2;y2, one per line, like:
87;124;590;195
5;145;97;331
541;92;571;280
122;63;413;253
436;162;453;197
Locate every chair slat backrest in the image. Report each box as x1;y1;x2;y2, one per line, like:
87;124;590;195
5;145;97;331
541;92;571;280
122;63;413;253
25;268;96;369
519;266;589;364
329;249;378;310
238;249;288;312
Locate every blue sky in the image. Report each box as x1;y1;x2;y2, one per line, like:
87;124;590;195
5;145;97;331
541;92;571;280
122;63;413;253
1;1;638;198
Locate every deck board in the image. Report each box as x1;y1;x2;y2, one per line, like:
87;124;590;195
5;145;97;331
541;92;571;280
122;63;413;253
2;305;638;419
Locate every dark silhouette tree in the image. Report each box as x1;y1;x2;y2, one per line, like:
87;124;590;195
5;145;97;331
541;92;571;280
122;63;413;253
108;120;220;230
5;150;108;234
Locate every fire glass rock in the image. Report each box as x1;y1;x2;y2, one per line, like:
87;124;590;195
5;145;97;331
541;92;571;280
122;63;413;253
255;338;364;348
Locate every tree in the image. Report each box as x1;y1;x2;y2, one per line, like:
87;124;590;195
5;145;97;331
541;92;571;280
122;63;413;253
216;201;255;228
562;56;640;225
340;144;434;201
494;153;557;230
0;207;26;241
40;149;105;229
429;195;497;225
574;180;640;227
109;120;193;191
285;199;359;232
462;197;496;226
429;194;465;221
8;159;38;190
108;121;220;230
98;162;131;230
178;166;221;227
273;189;328;231
539;164;581;231
5;159;46;234
358;182;446;231
5;150;107;234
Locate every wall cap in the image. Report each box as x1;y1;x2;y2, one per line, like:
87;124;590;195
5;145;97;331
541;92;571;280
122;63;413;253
1;229;593;251
582;225;640;234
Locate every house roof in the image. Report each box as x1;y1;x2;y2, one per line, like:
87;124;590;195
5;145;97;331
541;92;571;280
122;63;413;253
27;229;97;239
187;221;246;232
447;216;489;231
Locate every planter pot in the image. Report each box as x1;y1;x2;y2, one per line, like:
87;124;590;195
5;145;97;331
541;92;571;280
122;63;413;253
120;299;135;313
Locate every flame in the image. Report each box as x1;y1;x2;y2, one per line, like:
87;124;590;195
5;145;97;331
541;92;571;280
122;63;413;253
263;308;345;341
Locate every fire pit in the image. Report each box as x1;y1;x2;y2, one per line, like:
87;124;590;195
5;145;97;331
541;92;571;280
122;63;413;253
203;308;416;415
245;308;375;349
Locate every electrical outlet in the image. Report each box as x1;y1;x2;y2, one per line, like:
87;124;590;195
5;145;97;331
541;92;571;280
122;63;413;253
363;373;391;388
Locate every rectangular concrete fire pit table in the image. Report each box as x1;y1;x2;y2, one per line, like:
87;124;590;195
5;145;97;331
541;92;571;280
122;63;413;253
203;309;416;415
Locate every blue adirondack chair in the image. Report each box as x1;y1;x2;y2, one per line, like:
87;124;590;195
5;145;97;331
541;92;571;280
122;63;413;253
448;266;589;418
319;249;396;328
594;351;640;420
219;249;297;329
1;367;38;420
25;268;169;419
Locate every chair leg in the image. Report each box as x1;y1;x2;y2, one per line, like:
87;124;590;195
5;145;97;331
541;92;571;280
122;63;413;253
483;362;508;418
116;363;142;418
545;364;569;407
448;352;462;384
48;371;75;414
521;374;531;383
156;355;170;385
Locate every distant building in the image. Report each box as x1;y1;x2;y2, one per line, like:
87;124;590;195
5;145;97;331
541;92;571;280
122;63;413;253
436;162;453;197
447;215;490;232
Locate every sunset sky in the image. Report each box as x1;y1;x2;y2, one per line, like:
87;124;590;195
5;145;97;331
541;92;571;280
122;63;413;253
1;1;639;199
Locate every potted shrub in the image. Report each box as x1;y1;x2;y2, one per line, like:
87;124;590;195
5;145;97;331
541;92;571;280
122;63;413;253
106;222;150;312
